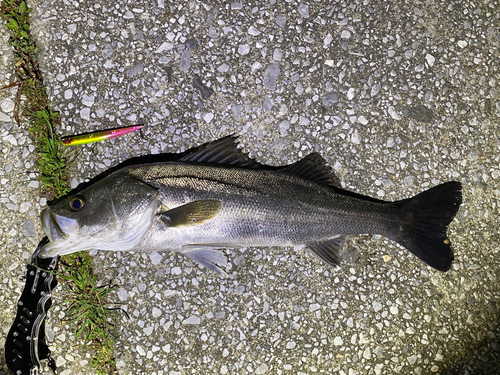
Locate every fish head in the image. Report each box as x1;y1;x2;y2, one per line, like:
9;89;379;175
40;173;160;257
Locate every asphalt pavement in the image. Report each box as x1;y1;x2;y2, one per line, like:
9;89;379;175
1;1;499;374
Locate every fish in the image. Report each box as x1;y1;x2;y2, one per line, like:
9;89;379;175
39;136;462;275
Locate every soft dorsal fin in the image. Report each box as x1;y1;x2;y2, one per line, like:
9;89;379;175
280;153;341;188
160;199;222;227
179;136;262;168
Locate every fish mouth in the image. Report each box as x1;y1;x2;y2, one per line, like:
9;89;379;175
40;208;80;257
41;208;64;243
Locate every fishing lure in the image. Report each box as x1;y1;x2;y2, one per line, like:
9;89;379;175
61;124;144;146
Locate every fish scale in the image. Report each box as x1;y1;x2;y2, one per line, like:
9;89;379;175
150;166;382;229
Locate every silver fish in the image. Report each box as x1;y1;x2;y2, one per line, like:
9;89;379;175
39;136;462;275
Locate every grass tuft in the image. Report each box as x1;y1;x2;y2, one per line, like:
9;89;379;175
57;252;126;374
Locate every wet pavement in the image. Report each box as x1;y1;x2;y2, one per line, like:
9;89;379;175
1;1;499;374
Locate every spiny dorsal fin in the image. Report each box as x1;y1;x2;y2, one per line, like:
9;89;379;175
160;199;222;227
306;236;349;267
281;153;341;188
179;136;262;168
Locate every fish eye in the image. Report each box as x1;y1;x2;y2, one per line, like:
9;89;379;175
69;196;85;211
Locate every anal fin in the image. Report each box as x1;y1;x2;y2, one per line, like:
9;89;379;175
180;246;229;277
306;236;349;267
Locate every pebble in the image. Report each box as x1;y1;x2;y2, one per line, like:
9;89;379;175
273;48;283;61
180;50;191;70
19;202;30;213
56;356;67;367
347;88;355;100
255;363;269;374
22;219;36;237
235;285;245;294
297;3;309;18
372;301;383;312
182;315;201;325
152;307;162;318
1;98;15;113
322;92;338;106
127;63;143;77
263;63;280;91
0;111;10;122
4;134;17;146
324;33;333;46
425;54;435;67
358;115;368;125
136;345;146;356
263;97;274;111
238;44;250;55
286;341;296;349
232;105;243;119
363;347;371;360
334;337;343;346
276;15;286;28
156;42;173;53
218;63;230;73
150;251;162;265
279;120;290;136
388;106;401;120
80;107;90;120
351;129;360;144
251;61;262;73
295;82;304;95
203;113;214;123
82;94;94;106
341;30;351;39
371;83;381;96
208;26;218;39
248;26;260;36
309;303;320;312
102;44;113;58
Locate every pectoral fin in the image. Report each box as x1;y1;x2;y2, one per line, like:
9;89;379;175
160;199;222;227
306;236;349;267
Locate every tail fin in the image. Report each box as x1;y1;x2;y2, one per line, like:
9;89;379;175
390;181;462;272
